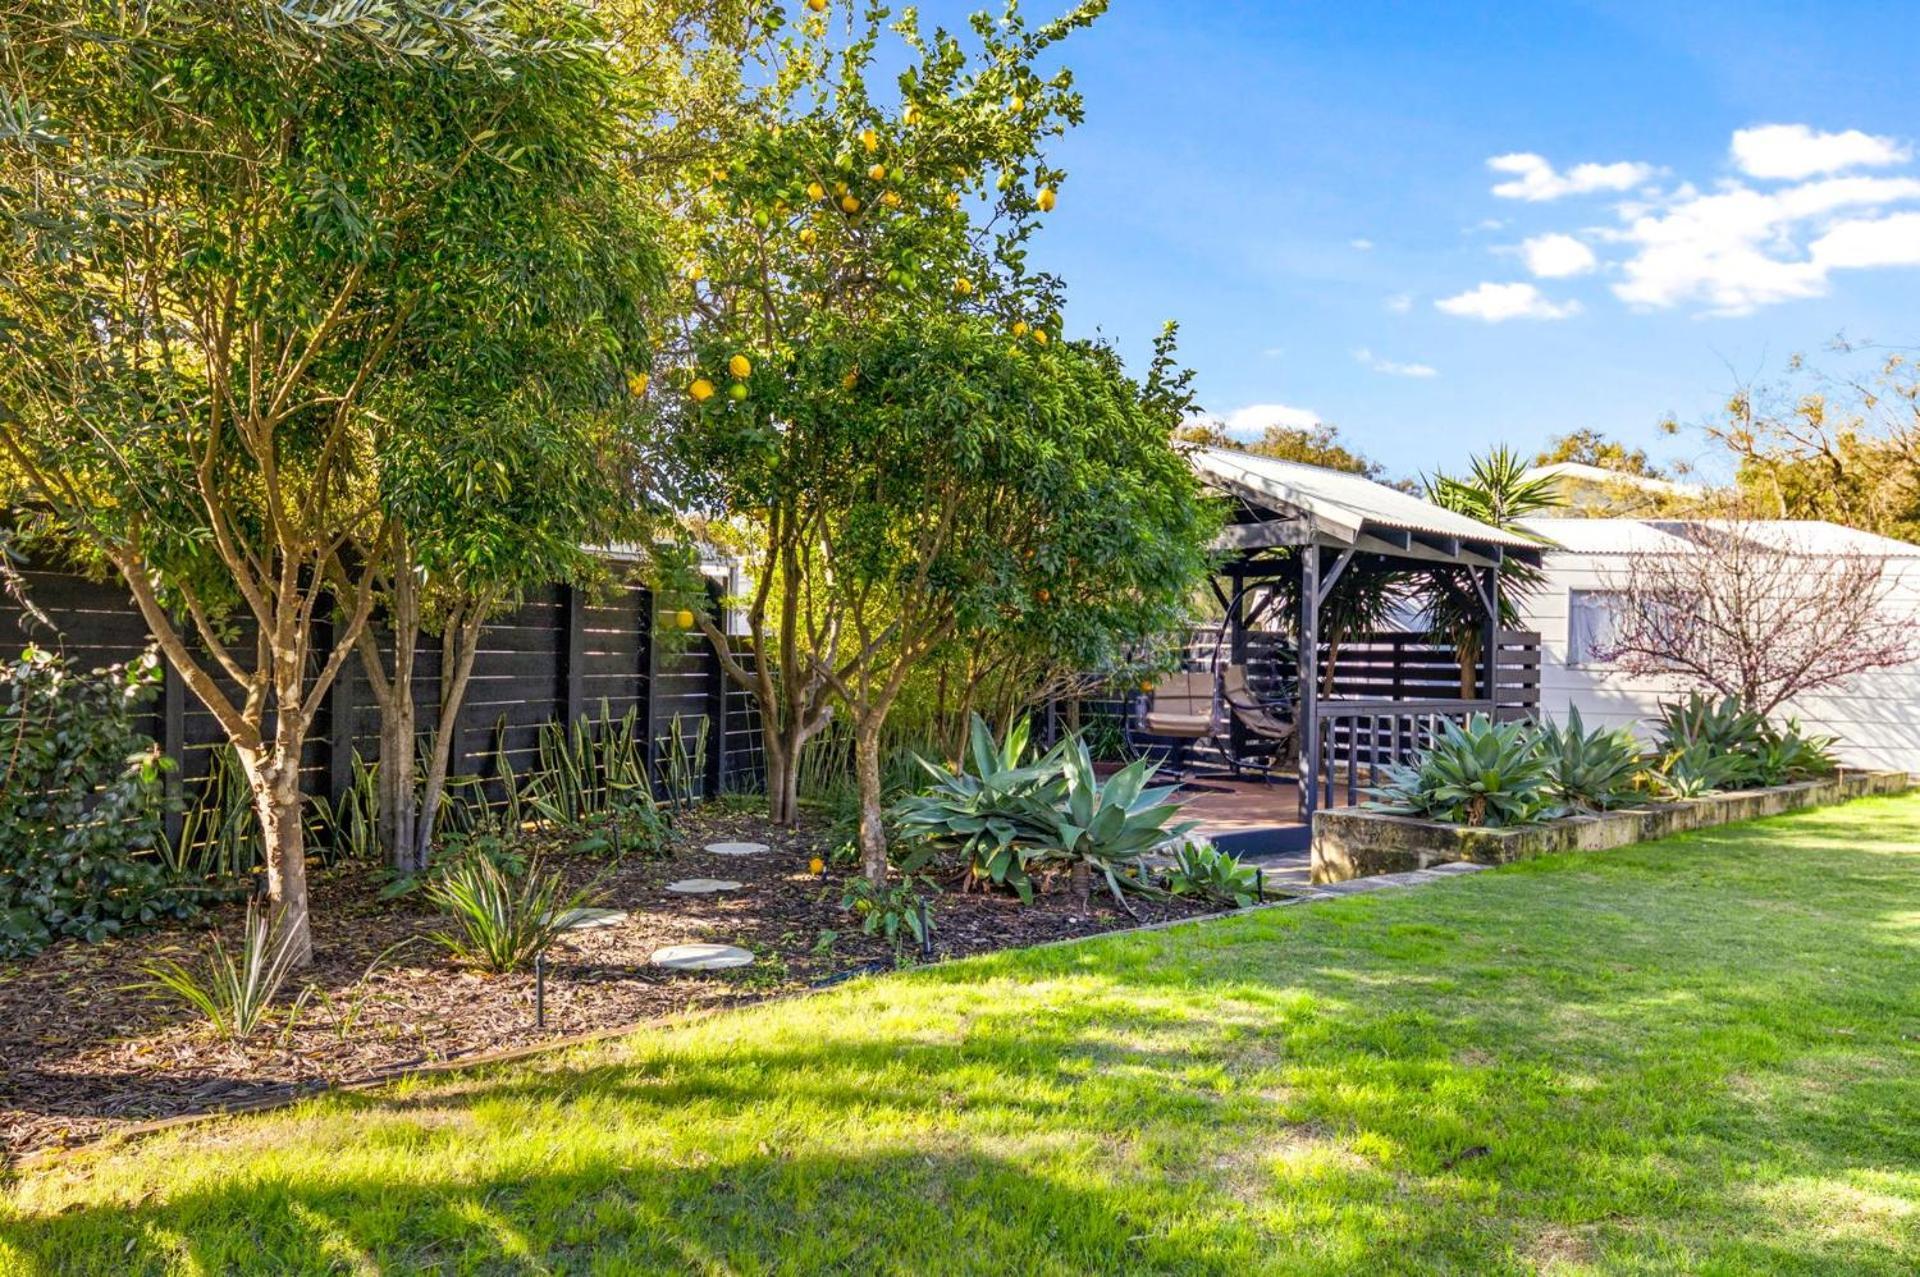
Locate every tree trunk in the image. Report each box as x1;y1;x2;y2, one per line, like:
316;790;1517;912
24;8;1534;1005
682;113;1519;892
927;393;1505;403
1069;859;1091;915
854;714;888;886
414;606;484;863
238;743;312;968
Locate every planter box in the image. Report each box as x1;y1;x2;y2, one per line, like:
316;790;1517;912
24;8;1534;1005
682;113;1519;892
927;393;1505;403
1310;769;1915;884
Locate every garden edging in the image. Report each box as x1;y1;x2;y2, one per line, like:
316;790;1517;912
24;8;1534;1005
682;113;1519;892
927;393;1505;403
1310;769;1916;883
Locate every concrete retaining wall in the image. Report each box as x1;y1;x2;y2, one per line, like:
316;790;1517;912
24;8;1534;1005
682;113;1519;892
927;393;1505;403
1310;770;1915;883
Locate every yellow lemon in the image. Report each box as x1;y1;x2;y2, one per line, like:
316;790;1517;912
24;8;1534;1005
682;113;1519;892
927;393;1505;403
1011;320;1029;337
686;263;705;282
1033;328;1048;345
806;0;826;10
946;190;962;208
867;162;887;181
840;194;861;214
880;190;901;208
1036;186;1056;212
834;180;849;195
1008;94;1025;112
806;180;826;200
798;226;818;246
953;276;973;295
625;370;649;397
690;378;716;402
675;608;696;629
859;128;878;153
728;353;753;379
902;104;921;126
809;856;825;875
1140;680;1154;693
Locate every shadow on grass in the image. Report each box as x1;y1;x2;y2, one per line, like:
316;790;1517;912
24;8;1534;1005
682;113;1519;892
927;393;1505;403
6;797;1918;1273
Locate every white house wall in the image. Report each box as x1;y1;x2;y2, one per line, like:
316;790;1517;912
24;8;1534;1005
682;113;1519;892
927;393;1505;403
1518;549;1920;774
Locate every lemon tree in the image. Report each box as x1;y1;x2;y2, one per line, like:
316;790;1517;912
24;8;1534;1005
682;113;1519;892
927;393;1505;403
657;0;1108;828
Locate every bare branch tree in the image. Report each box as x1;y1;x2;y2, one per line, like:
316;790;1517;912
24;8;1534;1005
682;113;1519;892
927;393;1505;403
1596;521;1917;714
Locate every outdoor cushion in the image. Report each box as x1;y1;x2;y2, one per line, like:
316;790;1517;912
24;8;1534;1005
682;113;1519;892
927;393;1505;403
1144;711;1212;737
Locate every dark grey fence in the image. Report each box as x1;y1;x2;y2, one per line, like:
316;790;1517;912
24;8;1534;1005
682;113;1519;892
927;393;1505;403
0;567;767;840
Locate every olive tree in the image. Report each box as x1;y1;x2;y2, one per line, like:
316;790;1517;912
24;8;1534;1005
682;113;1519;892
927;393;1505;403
0;0;656;960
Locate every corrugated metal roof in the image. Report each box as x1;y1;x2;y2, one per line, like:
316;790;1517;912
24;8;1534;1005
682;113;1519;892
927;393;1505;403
1520;517;1920;557
1193;447;1544;550
1517;518;1695;553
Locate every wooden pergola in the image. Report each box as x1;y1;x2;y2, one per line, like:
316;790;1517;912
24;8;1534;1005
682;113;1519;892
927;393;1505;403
1191;448;1548;820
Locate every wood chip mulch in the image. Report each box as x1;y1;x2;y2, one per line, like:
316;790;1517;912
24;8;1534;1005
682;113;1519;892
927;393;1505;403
0;807;1219;1164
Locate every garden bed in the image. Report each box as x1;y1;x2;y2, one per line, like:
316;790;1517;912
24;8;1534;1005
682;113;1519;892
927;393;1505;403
1311;768;1914;882
0;804;1216;1164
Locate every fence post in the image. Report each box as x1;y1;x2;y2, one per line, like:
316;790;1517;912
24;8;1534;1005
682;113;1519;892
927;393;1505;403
561;583;587;724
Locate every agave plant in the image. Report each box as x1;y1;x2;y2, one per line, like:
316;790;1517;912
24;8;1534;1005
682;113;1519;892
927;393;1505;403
1032;738;1194;915
1653;692;1770;761
1163;836;1262;908
1367;715;1556;827
890;714;1068;902
1655;739;1752;798
1750;719;1840;785
1537;706;1645;813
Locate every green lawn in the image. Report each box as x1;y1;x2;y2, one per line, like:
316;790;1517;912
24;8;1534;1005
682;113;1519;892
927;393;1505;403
5;796;1919;1275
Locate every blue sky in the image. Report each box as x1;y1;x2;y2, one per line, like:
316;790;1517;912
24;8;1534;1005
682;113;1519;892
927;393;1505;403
975;0;1920;479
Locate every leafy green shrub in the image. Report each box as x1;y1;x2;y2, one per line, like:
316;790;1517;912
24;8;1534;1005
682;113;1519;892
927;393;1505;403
139;903;310;1042
891;715;1068;901
1537;706;1645;812
841;874;934;951
1164;836;1261;908
425;855;601;974
1367;715;1556;827
0;648;190;958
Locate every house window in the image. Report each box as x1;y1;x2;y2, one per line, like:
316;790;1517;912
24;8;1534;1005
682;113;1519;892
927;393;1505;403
1567;589;1622;667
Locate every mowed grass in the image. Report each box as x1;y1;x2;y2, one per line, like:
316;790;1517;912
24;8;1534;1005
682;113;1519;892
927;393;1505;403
4;797;1919;1275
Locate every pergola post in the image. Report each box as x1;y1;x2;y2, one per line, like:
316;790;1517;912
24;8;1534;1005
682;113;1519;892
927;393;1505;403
1481;562;1501;719
1298;543;1320;820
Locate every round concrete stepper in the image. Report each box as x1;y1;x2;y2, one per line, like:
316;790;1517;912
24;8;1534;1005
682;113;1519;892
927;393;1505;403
651;943;755;971
702;840;771;857
664;878;744;895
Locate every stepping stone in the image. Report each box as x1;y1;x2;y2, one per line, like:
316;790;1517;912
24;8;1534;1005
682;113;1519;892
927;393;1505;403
551;907;628;930
665;878;743;895
702;840;771;857
651;943;754;971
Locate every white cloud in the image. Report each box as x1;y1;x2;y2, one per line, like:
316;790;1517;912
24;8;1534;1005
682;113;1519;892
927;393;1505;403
1488;152;1655;201
1520;232;1598;278
1211;403;1322;439
1384;292;1414;314
1350;237;1375;250
1732;124;1911;180
1809;211;1920;270
1435;282;1582;322
1611;174;1920;312
1354;348;1438;378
